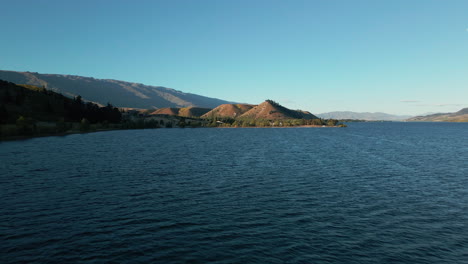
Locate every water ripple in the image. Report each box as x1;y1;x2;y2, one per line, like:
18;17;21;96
1;123;468;263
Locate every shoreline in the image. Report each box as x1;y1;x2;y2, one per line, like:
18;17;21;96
215;125;341;128
0;128;125;142
1;125;346;142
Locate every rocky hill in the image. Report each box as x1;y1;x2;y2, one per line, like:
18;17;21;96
239;100;318;120
150;107;211;117
0;70;231;109
406;108;468;122
201;104;254;118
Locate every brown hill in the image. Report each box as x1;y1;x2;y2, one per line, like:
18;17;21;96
150;108;180;116
179;107;212;117
202;104;254;118
0;70;231;109
406;107;468;122
239;100;318;120
150;107;211;117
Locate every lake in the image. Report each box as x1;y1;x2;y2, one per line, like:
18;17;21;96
1;122;467;263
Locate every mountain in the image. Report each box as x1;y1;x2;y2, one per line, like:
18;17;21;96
406;108;468;122
238;100;318;120
201;103;254;118
0;70;231;109
0;80;121;124
318;111;412;121
150;107;211;117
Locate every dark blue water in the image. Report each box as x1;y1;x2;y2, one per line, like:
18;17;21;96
1;122;468;263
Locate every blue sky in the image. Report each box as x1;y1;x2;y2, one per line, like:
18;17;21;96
1;0;467;115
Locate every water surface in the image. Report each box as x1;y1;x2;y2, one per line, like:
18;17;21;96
1;123;468;263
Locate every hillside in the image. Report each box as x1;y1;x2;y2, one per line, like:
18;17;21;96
318;111;412;121
201;104;254;118
199;100;336;127
150;107;211;117
239;100;318;120
0;70;231;109
0;79;121;125
406;108;468;122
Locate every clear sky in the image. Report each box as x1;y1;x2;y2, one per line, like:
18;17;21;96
1;0;467;115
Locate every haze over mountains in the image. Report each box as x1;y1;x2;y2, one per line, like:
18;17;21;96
318;111;412;121
406;108;468;122
0;70;231;109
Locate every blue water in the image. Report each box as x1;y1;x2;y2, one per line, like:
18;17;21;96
1;122;467;263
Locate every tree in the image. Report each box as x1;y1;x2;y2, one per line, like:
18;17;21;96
74;95;83;105
56;118;68;133
15;89;25;105
80;118;90;131
327;119;338;126
2;89;13;103
0;104;8;124
178;117;186;128
311;119;324;126
16;116;36;135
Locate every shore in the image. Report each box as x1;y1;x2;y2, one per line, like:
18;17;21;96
1;123;347;142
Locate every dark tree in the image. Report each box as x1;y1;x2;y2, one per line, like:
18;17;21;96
0;104;8;124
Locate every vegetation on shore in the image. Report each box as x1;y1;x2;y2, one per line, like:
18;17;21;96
1;80;345;140
201;116;341;127
0;80;163;140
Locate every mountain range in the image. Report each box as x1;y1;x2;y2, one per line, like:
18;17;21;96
3;70;465;123
318;111;412;121
406;108;468;122
0;70;231;109
151;100;319;120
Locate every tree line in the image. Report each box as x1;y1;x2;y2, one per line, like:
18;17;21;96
204;116;341;127
1;80;123;137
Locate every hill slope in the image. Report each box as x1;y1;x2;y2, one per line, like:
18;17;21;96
318;111;412;121
201;104;254;118
150;107;211;117
239;100;318;120
0;80;121;124
406;108;468;122
0;70;231;109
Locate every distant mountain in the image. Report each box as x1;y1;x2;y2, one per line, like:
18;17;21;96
150;107;212;117
0;70;231;109
238;100;318;120
406;108;468;122
201;104;254;118
318;111;412;121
